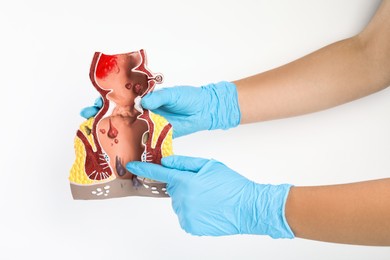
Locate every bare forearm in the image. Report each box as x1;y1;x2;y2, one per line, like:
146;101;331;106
235;37;381;123
285;178;390;246
235;0;390;124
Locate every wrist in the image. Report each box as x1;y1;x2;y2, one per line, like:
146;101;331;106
241;182;295;239
203;81;241;130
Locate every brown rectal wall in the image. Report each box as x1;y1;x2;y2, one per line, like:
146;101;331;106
69;50;173;200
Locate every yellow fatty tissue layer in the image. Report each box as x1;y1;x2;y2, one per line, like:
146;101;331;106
69;118;96;185
149;111;173;157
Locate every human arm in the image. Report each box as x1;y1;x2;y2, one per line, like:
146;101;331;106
82;2;390;135
137;1;390;135
285;179;390;246
126;156;390;246
236;0;390;123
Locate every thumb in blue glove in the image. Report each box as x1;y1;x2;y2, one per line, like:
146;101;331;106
126;155;294;239
141;81;241;138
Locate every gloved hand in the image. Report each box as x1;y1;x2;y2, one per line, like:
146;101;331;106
79;81;241;138
126;155;294;238
80;97;103;119
141;81;241;138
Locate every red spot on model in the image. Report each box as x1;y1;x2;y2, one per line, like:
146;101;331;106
99;128;106;134
96;54;118;79
107;118;118;139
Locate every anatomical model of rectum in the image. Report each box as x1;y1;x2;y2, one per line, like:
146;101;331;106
69;50;173;199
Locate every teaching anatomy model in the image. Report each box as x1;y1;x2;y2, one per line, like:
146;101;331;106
69;50;173;200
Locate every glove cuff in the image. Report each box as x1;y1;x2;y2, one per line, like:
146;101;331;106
242;183;295;239
204;81;241;130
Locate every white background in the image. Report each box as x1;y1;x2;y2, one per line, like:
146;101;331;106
1;0;390;259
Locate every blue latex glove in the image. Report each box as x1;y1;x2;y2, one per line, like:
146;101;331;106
79;81;241;138
126;155;294;238
141;81;241;138
80;97;103;119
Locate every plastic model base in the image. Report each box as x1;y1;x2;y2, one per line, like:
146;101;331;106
69;50;173;200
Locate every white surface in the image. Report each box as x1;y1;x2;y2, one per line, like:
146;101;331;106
1;0;389;259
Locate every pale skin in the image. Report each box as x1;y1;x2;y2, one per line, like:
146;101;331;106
234;0;390;246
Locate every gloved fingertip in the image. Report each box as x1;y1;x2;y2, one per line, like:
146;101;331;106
161;156;175;168
80;107;99;119
79;109;88;119
140;94;152;109
127;161;173;183
93;97;103;108
142;88;175;110
161;155;209;172
125;161;141;172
